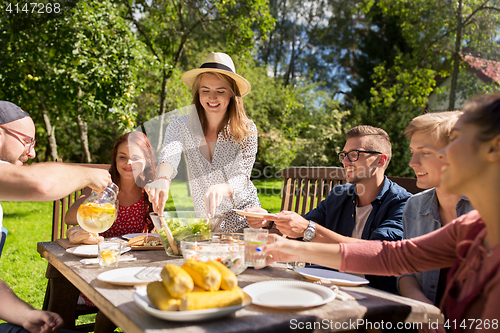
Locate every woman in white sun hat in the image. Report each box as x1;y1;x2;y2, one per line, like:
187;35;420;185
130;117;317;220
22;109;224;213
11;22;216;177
145;52;261;232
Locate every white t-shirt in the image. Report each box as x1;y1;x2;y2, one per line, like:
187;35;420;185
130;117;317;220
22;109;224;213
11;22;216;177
352;204;373;239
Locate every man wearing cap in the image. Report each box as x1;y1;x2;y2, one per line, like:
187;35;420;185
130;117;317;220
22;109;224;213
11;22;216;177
0;101;111;333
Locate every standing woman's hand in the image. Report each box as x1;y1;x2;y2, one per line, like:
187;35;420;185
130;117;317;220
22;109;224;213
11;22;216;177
145;178;171;215
204;183;233;218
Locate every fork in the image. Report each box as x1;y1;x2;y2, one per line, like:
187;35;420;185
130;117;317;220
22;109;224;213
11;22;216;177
315;279;354;301
134;266;162;281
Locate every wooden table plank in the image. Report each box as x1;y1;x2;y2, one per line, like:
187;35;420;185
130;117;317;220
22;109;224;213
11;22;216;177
38;242;443;333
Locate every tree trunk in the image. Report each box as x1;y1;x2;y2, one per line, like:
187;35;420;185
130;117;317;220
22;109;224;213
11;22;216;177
448;0;463;111
41;106;58;161
76;115;91;163
156;67;170;153
284;22;295;86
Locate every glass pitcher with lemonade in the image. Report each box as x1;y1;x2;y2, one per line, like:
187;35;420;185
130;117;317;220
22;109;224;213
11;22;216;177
77;183;119;233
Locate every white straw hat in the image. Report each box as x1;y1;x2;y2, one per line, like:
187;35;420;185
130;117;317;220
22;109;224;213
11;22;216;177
181;52;251;97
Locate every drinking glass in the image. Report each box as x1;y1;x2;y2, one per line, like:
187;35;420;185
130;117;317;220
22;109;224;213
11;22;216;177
244;228;268;267
98;240;122;268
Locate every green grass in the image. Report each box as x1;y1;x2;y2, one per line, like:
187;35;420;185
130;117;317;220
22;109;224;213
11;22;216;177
0;201;53;317
0;178;282;328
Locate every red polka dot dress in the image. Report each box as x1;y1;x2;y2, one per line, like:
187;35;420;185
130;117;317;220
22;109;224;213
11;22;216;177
100;194;149;238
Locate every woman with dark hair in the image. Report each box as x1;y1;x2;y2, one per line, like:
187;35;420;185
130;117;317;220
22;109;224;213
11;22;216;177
145;52;261;232
66;131;156;235
262;94;500;331
65;131;156;330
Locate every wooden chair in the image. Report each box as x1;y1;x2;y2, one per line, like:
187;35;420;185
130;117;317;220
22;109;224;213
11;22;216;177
50;162;111;241
277;166;422;215
386;176;421;195
43;162;110;332
278;167;347;214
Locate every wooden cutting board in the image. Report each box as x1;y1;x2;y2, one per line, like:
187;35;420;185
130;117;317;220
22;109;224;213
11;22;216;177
56;238;78;249
55;238;163;251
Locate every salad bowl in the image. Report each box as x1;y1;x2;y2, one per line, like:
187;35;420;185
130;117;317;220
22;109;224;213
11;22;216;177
150;211;211;256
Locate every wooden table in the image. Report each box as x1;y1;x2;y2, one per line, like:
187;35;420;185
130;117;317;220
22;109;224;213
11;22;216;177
38;242;443;333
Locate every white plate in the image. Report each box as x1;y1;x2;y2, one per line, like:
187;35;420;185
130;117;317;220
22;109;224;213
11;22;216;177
97;267;162;285
66;245;131;258
242;280;335;308
133;286;252;321
232;209;277;218
295;267;370;286
122;233;158;240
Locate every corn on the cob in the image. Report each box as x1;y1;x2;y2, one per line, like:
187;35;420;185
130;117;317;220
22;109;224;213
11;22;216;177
181;259;221;291
206;260;238;290
179;287;244;311
160;264;194;298
146;281;180;311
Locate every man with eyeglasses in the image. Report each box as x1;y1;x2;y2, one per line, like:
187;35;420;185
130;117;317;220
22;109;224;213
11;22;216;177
0;101;112;333
246;125;412;293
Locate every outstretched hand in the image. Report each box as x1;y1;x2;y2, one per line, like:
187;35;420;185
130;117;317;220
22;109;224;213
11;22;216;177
259;234;302;266
145;178;170;215
244;207;273;229
203;184;233;218
271;211;309;238
23;309;63;333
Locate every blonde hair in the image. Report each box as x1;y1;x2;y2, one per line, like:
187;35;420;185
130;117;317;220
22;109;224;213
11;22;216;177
346;125;392;166
192;72;253;143
405;111;463;144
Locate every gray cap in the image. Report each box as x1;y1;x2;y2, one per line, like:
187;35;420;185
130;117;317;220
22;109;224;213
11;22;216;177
0;101;30;125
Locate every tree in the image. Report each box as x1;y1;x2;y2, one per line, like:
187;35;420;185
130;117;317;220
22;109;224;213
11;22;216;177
371;0;500;110
0;0;142;162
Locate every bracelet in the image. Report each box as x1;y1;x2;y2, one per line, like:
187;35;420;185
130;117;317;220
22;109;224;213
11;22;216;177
155;176;171;185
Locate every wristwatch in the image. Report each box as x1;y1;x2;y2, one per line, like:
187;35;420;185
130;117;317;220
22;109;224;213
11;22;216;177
303;220;316;242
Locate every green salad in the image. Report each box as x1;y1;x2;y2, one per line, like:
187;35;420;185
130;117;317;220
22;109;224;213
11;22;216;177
157;217;210;255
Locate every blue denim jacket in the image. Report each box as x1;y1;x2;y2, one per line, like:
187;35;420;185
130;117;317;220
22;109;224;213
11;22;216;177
304;176;412;293
397;188;473;304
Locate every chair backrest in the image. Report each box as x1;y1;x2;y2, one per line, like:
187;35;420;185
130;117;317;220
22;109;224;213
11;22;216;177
386;176;421;195
51;162;111;241
277;167;346;215
277;166;422;215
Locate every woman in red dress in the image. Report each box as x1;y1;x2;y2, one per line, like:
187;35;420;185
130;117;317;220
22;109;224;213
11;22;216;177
66;131;156;236
66;131;156;331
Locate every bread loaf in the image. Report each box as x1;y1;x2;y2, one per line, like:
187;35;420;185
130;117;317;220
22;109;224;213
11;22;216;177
66;226;103;244
82;234;104;245
127;235;160;246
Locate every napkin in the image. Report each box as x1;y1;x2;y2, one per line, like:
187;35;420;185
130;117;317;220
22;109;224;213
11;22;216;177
80;255;137;265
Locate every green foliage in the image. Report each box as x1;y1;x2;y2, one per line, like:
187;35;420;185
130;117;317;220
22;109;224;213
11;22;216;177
241;61;347;174
370;54;438;109
0;0;144;162
366;0;500;108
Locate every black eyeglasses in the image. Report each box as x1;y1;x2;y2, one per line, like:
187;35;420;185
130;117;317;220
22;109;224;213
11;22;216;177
338;149;382;163
0;126;36;152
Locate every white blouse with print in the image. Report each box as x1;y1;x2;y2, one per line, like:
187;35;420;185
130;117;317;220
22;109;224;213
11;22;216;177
159;112;261;232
